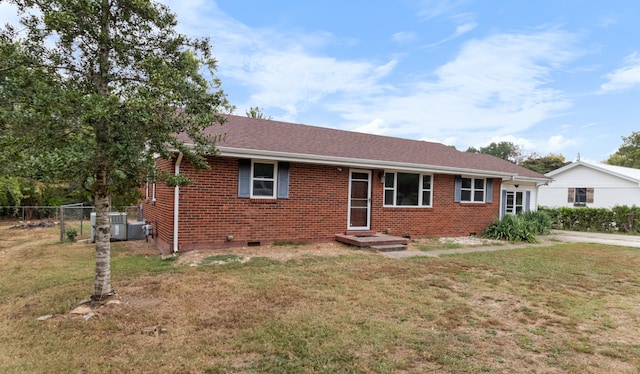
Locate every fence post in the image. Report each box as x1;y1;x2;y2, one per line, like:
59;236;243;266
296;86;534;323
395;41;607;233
59;206;64;242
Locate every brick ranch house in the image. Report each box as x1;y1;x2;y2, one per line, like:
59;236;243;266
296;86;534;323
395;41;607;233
142;115;549;253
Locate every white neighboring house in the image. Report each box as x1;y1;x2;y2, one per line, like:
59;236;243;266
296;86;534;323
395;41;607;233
538;161;640;208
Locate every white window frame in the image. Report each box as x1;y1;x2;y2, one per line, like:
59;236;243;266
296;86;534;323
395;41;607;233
146;171;157;201
251;160;278;199
383;171;433;207
505;190;524;215
460;176;485;203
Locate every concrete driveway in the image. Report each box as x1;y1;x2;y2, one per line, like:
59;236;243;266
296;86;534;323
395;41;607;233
549;230;640;248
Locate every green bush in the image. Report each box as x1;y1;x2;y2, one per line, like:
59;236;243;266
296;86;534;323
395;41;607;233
520;211;552;235
483;211;552;243
65;228;78;242
483;215;536;243
539;205;640;233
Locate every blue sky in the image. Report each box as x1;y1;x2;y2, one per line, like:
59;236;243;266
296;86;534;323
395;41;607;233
3;1;640;163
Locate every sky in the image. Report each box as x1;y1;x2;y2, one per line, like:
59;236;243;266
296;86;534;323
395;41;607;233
2;1;640;163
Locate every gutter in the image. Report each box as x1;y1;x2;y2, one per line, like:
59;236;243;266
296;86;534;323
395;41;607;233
173;152;183;254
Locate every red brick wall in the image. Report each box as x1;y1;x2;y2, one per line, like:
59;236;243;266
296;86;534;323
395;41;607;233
370;172;500;238
141;158;176;254
142;156;501;252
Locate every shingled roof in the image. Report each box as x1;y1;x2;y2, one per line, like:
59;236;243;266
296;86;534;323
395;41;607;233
182;114;547;181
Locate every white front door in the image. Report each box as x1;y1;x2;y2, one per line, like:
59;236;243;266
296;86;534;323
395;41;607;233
348;169;371;230
505;191;524;215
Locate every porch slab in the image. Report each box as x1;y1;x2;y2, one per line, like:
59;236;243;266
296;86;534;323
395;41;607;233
335;233;409;249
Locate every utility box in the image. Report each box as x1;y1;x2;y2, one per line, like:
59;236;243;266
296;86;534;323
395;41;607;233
90;212;128;242
127;221;146;241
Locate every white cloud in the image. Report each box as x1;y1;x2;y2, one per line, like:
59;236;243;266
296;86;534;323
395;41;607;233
157;2;579;156
600;52;640;93
454;21;477;36
159;0;397;119
543;135;577;153
392;31;419;44
331;30;578;147
353;118;388;135
417;0;465;20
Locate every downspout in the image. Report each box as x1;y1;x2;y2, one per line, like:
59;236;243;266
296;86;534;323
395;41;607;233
173;152;183;255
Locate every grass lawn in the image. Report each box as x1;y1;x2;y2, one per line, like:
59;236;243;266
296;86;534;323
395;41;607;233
1;225;639;373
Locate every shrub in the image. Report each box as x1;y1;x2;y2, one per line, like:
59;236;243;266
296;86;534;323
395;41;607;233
65;228;78;242
483;214;537;243
483;211;552;243
520;211;552;235
539;205;640;233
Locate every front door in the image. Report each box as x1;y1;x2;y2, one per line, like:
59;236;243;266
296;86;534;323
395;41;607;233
505;190;524;215
348;169;371;230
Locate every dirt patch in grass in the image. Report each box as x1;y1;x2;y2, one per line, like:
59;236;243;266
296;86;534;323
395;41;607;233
2;223;640;373
172;240;359;266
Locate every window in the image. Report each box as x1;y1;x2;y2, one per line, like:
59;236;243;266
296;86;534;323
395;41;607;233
238;159;290;199
574;188;587;203
461;177;485;202
505;191;524;215
568;187;593;206
146;170;157;201
384;172;432;207
454;176;492;203
252;161;276;198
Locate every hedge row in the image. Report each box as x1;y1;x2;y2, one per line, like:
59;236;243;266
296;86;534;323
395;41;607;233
538;206;640;233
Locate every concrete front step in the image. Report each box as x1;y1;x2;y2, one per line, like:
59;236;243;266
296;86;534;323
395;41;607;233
335;233;409;248
371;244;408;252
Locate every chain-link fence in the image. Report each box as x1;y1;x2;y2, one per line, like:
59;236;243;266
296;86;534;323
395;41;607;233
0;206;60;221
1;204;142;242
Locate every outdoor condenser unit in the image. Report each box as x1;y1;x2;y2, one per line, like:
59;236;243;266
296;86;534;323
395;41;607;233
90;212;128;242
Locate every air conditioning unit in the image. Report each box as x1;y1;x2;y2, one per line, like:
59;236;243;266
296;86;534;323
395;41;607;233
90;212;128;242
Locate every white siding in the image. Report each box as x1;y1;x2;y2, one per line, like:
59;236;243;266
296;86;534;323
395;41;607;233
538;164;640;208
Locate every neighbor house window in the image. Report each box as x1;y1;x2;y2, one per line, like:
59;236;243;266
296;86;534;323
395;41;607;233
384;172;432;207
568;187;593;206
454;176;493;203
238;159;290;199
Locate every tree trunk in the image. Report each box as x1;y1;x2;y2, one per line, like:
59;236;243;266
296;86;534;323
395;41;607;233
93;168;112;300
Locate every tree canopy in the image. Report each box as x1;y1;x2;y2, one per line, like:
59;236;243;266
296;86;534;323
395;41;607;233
245;106;272;120
520;154;570;174
606;132;640;168
0;0;232;299
465;141;522;163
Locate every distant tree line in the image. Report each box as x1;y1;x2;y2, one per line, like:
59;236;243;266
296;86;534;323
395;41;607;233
465;141;570;174
465;131;640;175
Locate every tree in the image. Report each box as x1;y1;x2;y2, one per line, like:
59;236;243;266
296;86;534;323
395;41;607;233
0;1;231;300
520;154;570;174
465;141;522;163
245;106;272;120
606;132;640;168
